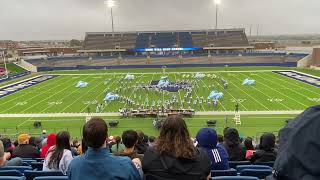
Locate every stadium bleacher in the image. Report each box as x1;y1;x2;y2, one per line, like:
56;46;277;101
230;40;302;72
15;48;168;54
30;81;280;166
83;29;250;50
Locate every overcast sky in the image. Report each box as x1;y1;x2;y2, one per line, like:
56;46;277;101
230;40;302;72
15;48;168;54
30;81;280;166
0;0;319;40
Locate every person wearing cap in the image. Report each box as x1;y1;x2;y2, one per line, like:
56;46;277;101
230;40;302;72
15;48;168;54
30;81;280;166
196;128;229;170
12;134;40;158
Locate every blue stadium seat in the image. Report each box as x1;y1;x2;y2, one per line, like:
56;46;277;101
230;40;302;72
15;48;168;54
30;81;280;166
212;176;259;180
0;177;25;180
31;162;43;171
34;158;45;162
0;166;32;173
236;165;272;172
211;169;237;177
240;169;273;179
34;176;68;180
0;170;23;177
24;170;64;180
21;160;36;165
228;161;251;169
253;161;274;168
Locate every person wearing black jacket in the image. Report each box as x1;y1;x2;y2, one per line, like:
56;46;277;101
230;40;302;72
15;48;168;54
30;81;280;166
142;115;211;180
223;128;246;161
250;133;277;163
12;134;40;158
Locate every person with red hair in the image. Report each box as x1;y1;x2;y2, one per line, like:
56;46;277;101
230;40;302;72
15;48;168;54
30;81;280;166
41;133;56;158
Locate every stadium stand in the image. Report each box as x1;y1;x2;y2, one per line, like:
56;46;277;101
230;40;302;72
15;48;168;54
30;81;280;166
83;29;249;50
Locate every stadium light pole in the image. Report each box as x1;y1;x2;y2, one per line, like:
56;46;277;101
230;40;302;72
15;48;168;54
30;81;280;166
105;0;115;33
214;0;221;29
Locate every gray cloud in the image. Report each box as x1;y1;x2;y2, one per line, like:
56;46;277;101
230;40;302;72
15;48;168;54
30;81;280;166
0;0;319;40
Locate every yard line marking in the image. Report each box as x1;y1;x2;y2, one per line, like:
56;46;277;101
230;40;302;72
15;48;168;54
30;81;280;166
255;73;309;108
217;72;270;111
22;76;93;113
123;74;145;109
173;73;184;108
236;73;292;110
198;77;228;111
59;77;105;112
190;79;206;112
2;76;74;113
0;76;66;107
269;72;320;96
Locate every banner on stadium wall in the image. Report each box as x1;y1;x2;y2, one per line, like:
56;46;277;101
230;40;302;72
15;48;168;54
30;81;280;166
273;70;320;88
0;75;59;98
127;47;203;52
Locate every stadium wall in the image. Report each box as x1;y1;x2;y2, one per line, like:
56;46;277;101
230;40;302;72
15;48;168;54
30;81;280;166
18;60;38;72
37;62;297;72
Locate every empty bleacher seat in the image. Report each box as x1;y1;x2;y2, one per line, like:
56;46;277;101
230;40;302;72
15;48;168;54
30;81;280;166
0;166;32;173
31;162;44;171
0;170;23;177
253;161;274;168
211;169;237;177
228;161;251;169
212;176;259;180
21;160;36;165
236;165;272;172
0;177;25;180
24;170;64;180
240;169;272;179
34;176;68;180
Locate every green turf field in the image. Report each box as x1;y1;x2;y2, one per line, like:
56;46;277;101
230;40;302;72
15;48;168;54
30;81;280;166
0;67;319;138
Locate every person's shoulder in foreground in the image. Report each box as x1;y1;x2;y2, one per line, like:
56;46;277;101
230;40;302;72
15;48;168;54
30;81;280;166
67;117;141;180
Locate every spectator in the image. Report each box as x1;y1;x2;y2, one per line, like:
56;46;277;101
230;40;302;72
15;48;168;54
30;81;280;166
40;130;48;140
217;134;224;145
0;138;14;154
111;136;125;153
250;133;277;163
43;131;73;175
29;137;42;150
114;130;143;161
143;115;211;180
135;130;148;154
196;128;229;170
0;140;22;167
244;137;255;159
71;139;80;156
12;134;40;158
67;117;141;180
40;133;56;158
223;128;246;161
77;139;87;155
148;136;156;147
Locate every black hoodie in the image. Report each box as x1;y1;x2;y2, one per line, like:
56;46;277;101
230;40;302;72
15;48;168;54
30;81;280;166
142;147;211;180
250;133;277;163
223;128;246;161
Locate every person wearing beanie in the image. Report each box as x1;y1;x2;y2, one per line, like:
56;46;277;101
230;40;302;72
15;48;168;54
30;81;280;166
41;133;57;158
196;128;229;170
12;134;40;158
223;128;246;161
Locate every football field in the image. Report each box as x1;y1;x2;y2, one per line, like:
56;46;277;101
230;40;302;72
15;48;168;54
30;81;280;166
0;67;319;138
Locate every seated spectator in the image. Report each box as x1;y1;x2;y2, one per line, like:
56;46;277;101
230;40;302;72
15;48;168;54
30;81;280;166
71;139;80;156
0;138;14;154
43;131;73;175
40;130;48;140
114;130;143;161
12;134;40;158
40;133;56;158
142;115;211;180
223;128;246;161
148;136;156;147
0;140;22;167
244;137;255;159
196;128;229;170
135;130;148;154
29;137;42;150
250;133;277;163
111;136;125;153
217;134;224;145
67;117;141;180
77;139;87;155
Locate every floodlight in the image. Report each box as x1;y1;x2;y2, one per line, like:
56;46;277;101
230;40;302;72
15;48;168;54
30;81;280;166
214;0;221;5
105;0;115;8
